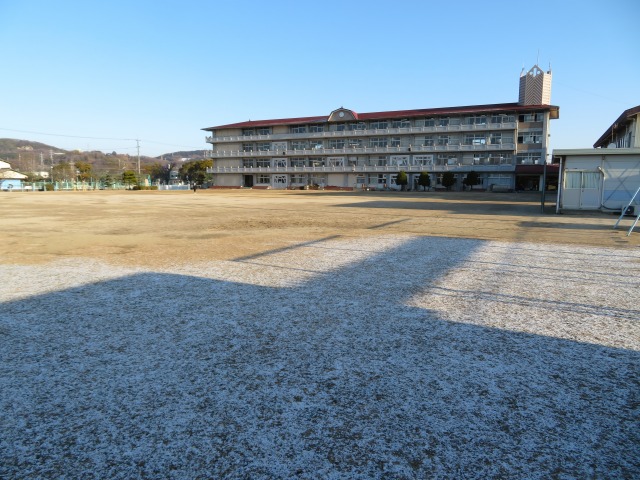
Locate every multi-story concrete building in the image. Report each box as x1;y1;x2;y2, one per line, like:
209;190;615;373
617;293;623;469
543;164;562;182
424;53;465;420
203;65;559;191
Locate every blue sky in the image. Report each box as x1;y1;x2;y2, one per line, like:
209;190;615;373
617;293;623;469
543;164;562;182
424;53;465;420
1;0;638;157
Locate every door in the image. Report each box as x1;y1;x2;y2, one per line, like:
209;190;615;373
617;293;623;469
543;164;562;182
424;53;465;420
272;174;288;189
564;171;601;209
244;175;253;188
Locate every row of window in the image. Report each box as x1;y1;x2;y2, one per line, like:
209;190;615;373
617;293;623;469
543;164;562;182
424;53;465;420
240;113;544;136
240;153;515;168
252;172;513;187
239;131;535;151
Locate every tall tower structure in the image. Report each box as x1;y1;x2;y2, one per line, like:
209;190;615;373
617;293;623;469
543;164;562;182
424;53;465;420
519;64;552;105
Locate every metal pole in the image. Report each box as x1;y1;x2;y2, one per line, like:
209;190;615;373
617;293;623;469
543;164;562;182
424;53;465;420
541;158;547;212
136;139;141;176
555;156;563;214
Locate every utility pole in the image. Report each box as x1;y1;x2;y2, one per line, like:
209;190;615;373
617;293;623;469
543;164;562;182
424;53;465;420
136;139;141;175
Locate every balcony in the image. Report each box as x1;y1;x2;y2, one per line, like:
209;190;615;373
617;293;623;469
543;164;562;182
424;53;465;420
207;163;515;174
205;122;518;144
207;143;516;158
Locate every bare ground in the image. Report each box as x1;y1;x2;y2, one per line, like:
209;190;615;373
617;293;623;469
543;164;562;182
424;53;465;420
1;189;637;267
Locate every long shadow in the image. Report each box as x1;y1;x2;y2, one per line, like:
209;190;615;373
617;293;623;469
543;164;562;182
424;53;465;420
0;237;638;479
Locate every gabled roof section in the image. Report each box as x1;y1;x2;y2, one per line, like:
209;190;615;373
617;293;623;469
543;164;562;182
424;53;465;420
593;105;640;148
328;108;358;122
203;102;560;131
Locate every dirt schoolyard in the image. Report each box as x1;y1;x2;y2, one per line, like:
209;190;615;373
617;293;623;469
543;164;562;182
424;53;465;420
1;190;639;478
1;189;638;267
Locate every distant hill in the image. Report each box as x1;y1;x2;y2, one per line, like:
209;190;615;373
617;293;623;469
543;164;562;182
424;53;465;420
0;138;63;155
0;138;212;179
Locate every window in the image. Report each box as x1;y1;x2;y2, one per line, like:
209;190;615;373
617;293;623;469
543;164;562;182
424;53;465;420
256;159;270;167
309;157;324;167
370;120;388;130
272;159;287;168
349;122;366;130
291;125;307;134
375;156;387;166
422;136;434;146
335;123;346;132
242;128;255;136
242;143;254;152
414;155;433;166
518;113;544;122
290;174;306;184
242;159;254;167
437;118;450;127
370;137;388;148
329;139;345;149
466;115;487;125
464;134;486;145
291;141;308;150
347;139;363;148
516;153;542;164
489;133;502;144
310;140;324;149
436;154;457;166
377;174;386;184
565;171;599;189
257;174;270;184
391;119;411;128
257;127;271;135
390;137;401;147
517;131;543;144
490;114;514;124
327;157;344;166
272;175;287;185
437;135;450;146
422;118;435;127
309;124;325;132
290;157;306;167
256;142;271;151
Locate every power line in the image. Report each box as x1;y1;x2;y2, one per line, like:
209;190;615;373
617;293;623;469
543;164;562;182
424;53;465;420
0;127;134;141
0;127;205;151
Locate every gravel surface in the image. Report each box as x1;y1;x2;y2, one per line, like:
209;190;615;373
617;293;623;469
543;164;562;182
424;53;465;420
1;235;639;478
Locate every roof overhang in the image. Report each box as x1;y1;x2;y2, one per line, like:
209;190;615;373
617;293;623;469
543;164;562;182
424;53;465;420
203;103;561;131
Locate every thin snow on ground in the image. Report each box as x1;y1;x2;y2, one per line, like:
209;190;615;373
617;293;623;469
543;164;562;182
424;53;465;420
1;236;639;479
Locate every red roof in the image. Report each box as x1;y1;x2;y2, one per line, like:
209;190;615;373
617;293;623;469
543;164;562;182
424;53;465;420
203;103;560;131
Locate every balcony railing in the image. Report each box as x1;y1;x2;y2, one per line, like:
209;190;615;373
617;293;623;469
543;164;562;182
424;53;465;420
207;143;516;158
207;164;515;174
205;122;518;144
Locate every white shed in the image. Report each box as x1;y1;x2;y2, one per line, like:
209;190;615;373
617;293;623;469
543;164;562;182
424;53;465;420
554;148;640;212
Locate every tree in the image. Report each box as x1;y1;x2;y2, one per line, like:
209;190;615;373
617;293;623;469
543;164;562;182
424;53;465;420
418;172;431;191
75;161;92;189
51;162;75;185
395;170;408;191
441;171;456;191
179;159;213;186
122;170;138;189
102;174;114;189
463;171;480;191
143;162;168;184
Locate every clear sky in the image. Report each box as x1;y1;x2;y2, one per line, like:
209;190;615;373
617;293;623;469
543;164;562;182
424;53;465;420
1;0;639;157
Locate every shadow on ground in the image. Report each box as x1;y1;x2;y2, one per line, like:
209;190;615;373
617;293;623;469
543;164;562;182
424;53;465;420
1;237;637;478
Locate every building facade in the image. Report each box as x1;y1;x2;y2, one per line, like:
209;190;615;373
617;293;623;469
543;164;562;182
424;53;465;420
203;65;559;191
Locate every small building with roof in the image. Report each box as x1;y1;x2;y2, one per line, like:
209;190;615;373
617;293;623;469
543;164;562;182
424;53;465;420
554;105;640;212
0;160;28;191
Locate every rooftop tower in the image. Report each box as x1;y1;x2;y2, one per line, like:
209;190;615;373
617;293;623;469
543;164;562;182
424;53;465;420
519;64;552;105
